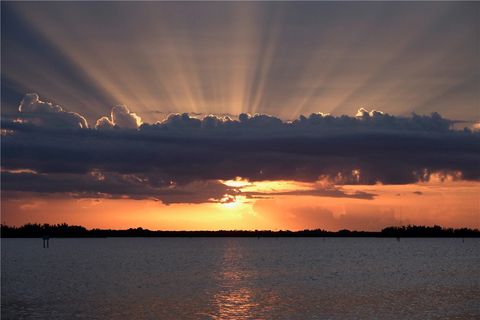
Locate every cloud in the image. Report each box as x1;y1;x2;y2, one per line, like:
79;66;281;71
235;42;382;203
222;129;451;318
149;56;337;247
110;105;142;129
161;113;202;129
95;116;114;130
2;93;479;203
1;171;232;204
95;105;142;129
242;188;375;200
18;93;88;128
1;169;376;203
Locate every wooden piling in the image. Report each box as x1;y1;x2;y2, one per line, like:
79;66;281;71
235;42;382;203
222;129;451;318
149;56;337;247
43;236;49;248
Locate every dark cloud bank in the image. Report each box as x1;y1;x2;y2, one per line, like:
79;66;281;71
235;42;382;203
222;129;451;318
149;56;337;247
2;94;479;204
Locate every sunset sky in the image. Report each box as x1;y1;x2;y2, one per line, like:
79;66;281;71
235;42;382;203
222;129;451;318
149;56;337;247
1;2;479;231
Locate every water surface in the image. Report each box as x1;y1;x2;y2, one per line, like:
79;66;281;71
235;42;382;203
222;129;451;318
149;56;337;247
2;238;479;319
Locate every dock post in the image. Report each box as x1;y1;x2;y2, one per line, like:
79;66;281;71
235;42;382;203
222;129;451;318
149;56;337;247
43;236;50;248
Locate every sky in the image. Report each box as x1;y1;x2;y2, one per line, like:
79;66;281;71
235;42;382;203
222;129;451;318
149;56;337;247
1;2;479;231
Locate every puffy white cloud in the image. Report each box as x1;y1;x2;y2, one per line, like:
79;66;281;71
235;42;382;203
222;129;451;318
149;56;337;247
18;93;88;128
355;108;384;118
111;105;142;129
19;93;62;113
15;94;454;133
95;105;142;129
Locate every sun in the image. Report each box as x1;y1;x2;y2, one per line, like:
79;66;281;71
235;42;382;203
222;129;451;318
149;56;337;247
220;195;240;208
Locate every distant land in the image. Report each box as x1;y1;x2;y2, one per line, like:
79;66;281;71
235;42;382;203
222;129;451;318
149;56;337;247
1;224;479;238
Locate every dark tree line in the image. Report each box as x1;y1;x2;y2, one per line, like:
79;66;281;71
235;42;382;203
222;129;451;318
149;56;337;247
381;225;479;237
1;223;479;238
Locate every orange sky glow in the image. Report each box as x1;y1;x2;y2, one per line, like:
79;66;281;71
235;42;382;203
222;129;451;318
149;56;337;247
3;176;478;231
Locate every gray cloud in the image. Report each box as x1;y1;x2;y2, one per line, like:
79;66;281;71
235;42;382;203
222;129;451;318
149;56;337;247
1;171;233;204
2;93;479;203
243;188;375;200
95;116;114;130
1;170;376;203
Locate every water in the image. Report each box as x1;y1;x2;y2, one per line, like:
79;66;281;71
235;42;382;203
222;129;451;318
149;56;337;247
2;238;479;319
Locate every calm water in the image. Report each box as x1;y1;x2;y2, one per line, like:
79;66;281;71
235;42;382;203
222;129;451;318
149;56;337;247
2;238;479;319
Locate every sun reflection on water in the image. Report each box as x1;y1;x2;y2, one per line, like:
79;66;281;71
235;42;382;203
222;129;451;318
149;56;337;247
212;287;258;320
208;240;262;320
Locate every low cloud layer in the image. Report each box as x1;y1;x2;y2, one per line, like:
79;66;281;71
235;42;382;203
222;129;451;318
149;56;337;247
1;170;374;204
2;94;479;203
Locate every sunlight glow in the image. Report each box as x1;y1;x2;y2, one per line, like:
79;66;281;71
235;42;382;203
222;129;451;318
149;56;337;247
7;2;474;123
239;180;313;193
221;177;251;188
